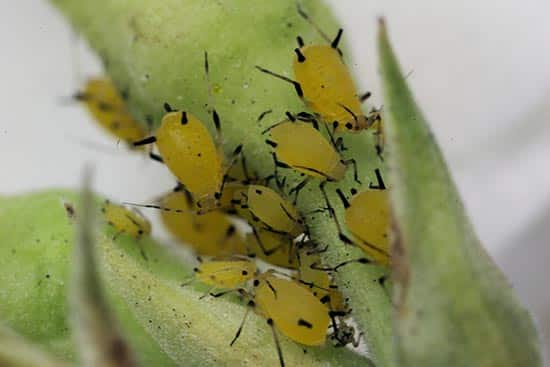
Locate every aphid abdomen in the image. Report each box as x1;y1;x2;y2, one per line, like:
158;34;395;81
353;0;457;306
255;274;330;346
156;112;223;201
345;189;390;265
246;185;304;237
293;45;363;130
269;122;345;181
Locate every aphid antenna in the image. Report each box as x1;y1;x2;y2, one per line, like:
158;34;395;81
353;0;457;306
266;269;335;293
121;201;196;215
295;1;331;44
310;257;371;273
203;51;224;146
255;65;303;98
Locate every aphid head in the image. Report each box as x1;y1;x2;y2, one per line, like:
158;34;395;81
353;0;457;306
196;193;221;214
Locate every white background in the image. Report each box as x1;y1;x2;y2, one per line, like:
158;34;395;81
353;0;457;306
1;0;549;362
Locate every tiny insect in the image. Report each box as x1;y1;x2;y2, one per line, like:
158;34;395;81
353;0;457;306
233;184;305;238
255;4;381;134
245;228;298;270
101;200;151;240
193;257;257;289
264;112;360;184
230;270;331;367
158;188;248;257
320;168;390;265
74;78;148;146
133;52;242;212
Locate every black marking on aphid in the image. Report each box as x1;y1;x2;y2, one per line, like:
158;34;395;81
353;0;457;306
255;189;263;195
350;188;358;195
241;270;248;276
265;139;278;148
298;319;313;329
97;101;114;111
296;36;305;48
320;294;331;304
253;279;260;287
294;48;306;63
331;28;343;49
265;279;278;298
163;102;173;112
180;111;188;124
133;136;157;147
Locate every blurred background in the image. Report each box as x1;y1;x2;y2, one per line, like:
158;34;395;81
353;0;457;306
1;0;549;363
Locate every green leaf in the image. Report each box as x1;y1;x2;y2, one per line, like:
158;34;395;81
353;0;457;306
377;19;542;367
0;324;72;367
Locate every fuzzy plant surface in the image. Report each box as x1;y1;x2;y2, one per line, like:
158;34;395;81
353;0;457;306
0;0;542;366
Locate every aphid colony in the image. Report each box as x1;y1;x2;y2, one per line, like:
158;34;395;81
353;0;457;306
77;5;389;366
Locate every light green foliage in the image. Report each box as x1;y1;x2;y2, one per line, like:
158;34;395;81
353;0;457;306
0;189;371;366
378;20;542;367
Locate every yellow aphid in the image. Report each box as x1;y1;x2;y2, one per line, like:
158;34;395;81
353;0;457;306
133;53;243;212
195;259;256;289
256;6;382;134
101;200;151;239
159;190;247;257
245;229;297;270
76;78;147;144
156;110;224;209
238;185;305;237
340;188;390;265
266;120;346;181
293;44;370;132
253;272;330;346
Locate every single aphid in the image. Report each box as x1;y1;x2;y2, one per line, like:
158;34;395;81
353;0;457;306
264;112;359;183
255;4;381;134
101;200;151;240
133;52;243;212
75;78;148;146
233;184;305;238
194;257;257;289
320;168;390;265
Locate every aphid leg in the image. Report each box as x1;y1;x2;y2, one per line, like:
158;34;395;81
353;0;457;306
267;318;286;367
319;182;358;247
230;300;253;346
289;178;310;205
199;286;217;300
310;257;371;273
255;66;304;98
133;136;157;147
330;29;344;50
359;91;372;103
251;227;283;256
368;168;387;190
341;159;361;184
148;152;164;164
268;152;289;191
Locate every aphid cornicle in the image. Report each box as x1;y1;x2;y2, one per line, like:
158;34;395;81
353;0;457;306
75;78;148;145
101;200;151;240
158;189;248;257
133;52;242;212
255;5;381;133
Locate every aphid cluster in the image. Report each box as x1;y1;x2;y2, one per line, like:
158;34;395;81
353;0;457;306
77;4;390;366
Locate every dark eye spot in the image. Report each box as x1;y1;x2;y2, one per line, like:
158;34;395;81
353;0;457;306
297;319;313;329
345;122;353;129
242;270;248;276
